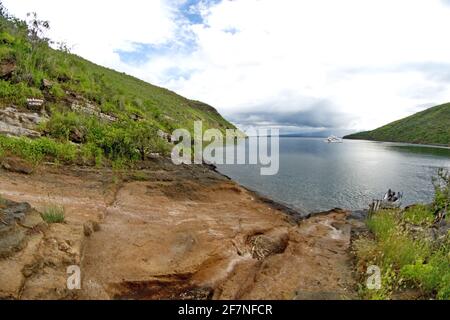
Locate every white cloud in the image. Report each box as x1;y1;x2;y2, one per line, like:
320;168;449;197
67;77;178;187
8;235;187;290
4;0;450;134
3;0;175;67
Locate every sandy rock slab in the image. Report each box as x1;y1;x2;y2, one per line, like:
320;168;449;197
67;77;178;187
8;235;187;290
0;197;89;299
0;198;47;299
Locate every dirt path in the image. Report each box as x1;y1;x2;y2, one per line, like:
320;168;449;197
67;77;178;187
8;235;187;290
0;161;359;300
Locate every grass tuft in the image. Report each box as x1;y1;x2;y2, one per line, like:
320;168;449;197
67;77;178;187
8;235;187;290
41;205;65;224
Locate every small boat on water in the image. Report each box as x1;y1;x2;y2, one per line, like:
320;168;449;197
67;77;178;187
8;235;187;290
382;189;403;208
324;135;343;143
369;189;403;213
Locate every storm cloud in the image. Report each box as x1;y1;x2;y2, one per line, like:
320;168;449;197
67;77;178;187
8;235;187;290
229;99;355;136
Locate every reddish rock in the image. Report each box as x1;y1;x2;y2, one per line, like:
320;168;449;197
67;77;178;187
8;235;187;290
1;157;34;175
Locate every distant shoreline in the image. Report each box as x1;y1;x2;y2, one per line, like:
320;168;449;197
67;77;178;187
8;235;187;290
342;137;450;149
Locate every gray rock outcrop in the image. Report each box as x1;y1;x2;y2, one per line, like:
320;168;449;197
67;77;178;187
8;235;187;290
0;106;47;138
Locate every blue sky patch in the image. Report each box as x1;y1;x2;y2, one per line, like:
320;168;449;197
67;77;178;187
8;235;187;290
116;0;221;65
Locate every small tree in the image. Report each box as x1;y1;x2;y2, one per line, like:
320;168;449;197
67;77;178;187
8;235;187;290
26;12;50;44
132;122;160;160
0;1;7;18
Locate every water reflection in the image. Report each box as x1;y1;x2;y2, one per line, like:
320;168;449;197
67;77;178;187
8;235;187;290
216;138;450;214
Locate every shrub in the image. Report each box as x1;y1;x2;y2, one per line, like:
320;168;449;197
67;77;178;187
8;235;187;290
80;142;103;166
432;168;449;215
97;125;138;160
84;119;169;161
401;248;450;300
403;205;435;226
131;121;163;160
31;137;77;163
0;31;15;44
0;80;43;105
43;111;85;141
0;135;77;164
49;82;65;98
0;45;15;60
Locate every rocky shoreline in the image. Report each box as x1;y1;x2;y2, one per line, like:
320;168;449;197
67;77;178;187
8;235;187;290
0;157;364;300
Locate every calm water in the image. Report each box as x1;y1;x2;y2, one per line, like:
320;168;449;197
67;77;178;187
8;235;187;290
216;138;450;214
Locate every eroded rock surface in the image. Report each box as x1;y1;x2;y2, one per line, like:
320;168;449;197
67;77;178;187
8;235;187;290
0;198;47;298
0;160;358;300
1;157;34;175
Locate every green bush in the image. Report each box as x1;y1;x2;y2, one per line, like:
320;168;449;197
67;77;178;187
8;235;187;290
84;118;170;161
432;169;450;214
0;80;42;105
0;45;15;60
401;248;450;300
96;125;138;160
49;82;65;98
0;135;77;164
80;142;103;167
0;31;15;44
32;137;77;163
43;111;85;141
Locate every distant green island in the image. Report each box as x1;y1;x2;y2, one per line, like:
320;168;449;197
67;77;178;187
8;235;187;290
344;103;450;146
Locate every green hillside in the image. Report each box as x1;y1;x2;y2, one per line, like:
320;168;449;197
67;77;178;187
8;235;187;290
0;5;235;166
344;103;450;146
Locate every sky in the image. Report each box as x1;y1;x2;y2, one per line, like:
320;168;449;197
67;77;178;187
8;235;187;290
4;0;450;136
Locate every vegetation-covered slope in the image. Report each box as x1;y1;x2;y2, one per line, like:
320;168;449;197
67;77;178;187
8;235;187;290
344;103;450;146
0;4;235;166
354;169;450;300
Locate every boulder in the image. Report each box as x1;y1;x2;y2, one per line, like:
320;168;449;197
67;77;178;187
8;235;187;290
83;220;100;237
130;113;142;121
0;106;46;138
247;229;289;260
41;79;53;89
69;127;85;143
0;59;16;79
1;157;34;175
83;223;93;237
348;210;368;220
0;198;47;259
0;121;41;138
